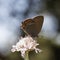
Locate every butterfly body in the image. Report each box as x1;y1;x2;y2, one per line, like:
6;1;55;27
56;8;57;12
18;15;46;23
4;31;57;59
21;16;44;37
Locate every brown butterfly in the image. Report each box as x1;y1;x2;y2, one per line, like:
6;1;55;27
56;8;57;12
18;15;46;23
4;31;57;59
21;16;44;37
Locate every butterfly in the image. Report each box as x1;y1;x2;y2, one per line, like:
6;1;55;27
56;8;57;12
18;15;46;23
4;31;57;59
21;16;44;37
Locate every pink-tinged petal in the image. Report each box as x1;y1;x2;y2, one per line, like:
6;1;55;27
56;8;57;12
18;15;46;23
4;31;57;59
11;36;41;57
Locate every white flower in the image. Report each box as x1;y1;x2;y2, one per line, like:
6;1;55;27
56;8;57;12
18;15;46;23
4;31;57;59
11;36;42;57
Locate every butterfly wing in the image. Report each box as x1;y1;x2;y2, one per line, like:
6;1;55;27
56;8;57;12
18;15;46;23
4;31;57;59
21;19;33;29
33;16;44;36
21;19;35;36
25;21;36;37
21;16;44;37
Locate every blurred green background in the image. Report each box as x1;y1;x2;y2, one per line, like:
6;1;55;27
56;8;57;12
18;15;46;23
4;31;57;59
0;0;60;60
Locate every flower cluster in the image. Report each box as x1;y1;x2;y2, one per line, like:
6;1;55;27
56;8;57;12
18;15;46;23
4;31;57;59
11;36;41;57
